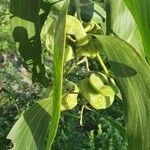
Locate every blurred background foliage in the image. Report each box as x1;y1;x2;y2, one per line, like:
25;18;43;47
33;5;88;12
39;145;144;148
0;0;127;149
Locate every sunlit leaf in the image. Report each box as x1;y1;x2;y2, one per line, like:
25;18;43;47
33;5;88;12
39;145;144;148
110;0;145;57
94;35;150;150
45;1;70;149
123;0;150;63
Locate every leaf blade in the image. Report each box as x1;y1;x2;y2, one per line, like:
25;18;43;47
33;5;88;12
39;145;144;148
123;0;150;63
46;0;70;149
7;98;52;150
94;35;150;150
110;0;145;57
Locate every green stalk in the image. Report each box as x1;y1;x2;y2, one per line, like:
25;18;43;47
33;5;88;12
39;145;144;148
96;53;109;75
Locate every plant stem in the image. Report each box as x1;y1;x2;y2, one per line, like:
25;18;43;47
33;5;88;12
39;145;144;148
80;105;85;126
67;57;90;74
85;57;90;72
96;53;109;75
63;112;80;119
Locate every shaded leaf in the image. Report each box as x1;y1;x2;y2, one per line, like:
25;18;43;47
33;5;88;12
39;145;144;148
94;35;150;150
80;0;106;33
10;0;50;87
7;98;52;150
102;115;126;138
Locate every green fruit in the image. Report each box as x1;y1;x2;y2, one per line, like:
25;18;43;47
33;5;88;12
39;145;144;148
61;81;79;111
99;85;115;97
64;44;74;63
66;15;89;46
89;73;104;92
79;79;114;109
76;37;101;59
61;93;78;111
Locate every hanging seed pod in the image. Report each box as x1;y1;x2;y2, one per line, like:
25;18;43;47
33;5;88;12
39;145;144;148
99;85;115;97
79;79;114;110
76;37;101;59
61;81;79;111
64;44;74;63
89;73;105;92
66;15;89;46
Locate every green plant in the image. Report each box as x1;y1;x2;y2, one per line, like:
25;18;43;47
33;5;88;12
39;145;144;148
6;0;150;149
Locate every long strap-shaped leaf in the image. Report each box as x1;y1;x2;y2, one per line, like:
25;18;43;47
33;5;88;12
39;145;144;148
46;0;70;149
123;0;150;63
94;35;150;150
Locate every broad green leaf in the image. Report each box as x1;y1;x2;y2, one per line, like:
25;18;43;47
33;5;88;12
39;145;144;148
46;1;70;149
94;35;150;150
110;0;145;57
123;0;150;63
7;97;52;150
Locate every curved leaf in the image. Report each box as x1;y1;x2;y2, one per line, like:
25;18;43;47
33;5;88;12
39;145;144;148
80;0;106;33
110;0;145;57
94;35;150;150
123;0;150;63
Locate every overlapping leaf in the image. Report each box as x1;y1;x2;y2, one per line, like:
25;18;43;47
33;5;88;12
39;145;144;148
94;35;150;150
123;0;150;63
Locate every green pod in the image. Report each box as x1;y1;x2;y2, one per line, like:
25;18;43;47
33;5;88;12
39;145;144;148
99;85;116;97
76;37;101;59
61;81;79;111
64;44;74;63
89;73;105;92
66;15;89;46
79;79;114;110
